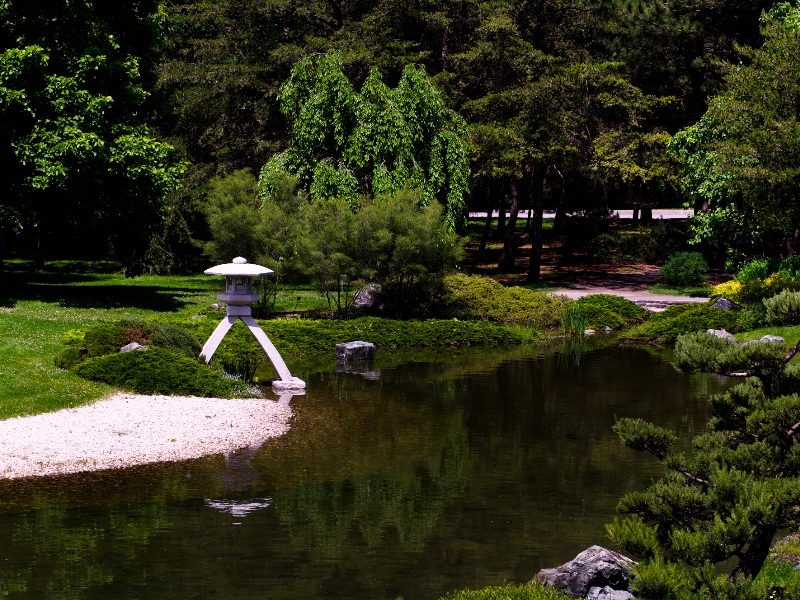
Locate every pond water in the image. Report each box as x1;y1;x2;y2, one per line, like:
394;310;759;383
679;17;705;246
0;340;733;599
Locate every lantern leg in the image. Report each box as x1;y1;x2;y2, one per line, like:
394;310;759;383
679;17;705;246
200;315;237;363
240;316;299;384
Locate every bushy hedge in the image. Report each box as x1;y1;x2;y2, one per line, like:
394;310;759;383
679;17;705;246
658;251;708;287
439;274;565;330
624;303;740;343
180;314;542;362
73;347;253;398
764;289;800;325
574;294;648;330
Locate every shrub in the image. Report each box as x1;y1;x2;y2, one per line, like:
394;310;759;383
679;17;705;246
59;329;86;348
440;274;565;331
736;258;777;283
179;314;541;359
712;274;800;304
658;251;708;287
778;255;800;280
54;347;82;370
440;583;570;600
737;302;767;330
73;347;253;398
574;294;648;329
82;320;202;361
624;303;740;343
764;289;800;325
84;324;128;357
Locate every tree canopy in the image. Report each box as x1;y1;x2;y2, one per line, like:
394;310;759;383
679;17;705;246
258;51;470;230
0;0;185;273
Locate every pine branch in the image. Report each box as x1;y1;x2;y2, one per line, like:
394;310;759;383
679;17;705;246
785;339;800;364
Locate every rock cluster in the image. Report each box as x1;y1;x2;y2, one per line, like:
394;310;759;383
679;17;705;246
335;340;375;361
533;545;636;599
706;329;784;345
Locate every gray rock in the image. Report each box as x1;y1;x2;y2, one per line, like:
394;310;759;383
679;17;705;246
210;303;224;311
584;329;596;335
119;342;146;353
354;284;383;310
706;329;738;342
760;335;785;344
533;546;636;598
587;586;634;600
710;297;740;311
335;341;375;361
604;327;613;333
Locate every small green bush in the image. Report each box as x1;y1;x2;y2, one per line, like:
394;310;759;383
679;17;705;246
736;258;777;283
73;347;253;398
440;583;570;600
624;303;740;343
84;324;129;357
440;274;565;331
737;303;767;330
658;252;708;287
59;329;86;348
778;255;800;280
574;294;648;329
54;347;82;370
764;289;800;326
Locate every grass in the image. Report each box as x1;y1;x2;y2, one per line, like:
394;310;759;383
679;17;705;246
440;583;569;600
647;282;713;297
734;325;800;347
0;259;329;418
1;260;545;418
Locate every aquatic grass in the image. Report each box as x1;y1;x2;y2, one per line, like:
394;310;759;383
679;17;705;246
560;305;588;336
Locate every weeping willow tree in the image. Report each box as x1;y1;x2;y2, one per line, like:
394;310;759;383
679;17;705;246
258;51;470;231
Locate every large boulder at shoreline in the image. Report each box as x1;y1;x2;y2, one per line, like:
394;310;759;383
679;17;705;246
532;546;636;598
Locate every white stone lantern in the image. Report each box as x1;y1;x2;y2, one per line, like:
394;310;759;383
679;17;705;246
200;257;305;391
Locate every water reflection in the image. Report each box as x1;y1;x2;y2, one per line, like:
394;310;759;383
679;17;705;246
0;343;733;599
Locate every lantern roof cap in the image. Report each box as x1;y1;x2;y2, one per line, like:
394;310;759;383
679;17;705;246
204;257;273;277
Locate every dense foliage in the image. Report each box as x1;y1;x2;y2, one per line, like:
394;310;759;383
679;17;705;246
0;0;186;273
624;303;740;343
658;252;708;287
609;331;800;597
439;274;565;330
73;346;252;397
574;294;648;330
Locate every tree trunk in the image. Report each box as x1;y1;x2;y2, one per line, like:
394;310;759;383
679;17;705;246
641;207;652;225
479;181;494;254
730;525;776;581
527;166;545;283
34;221;44;272
694;196;709;215
785;229;800;256
496;182;506;240
498;180;520;271
632;208;640;226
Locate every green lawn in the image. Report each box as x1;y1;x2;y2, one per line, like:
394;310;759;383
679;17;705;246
734;324;800;347
0;260;326;418
646;282;713;297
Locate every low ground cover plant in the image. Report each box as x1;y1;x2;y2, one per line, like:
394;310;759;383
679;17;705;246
73;347;253;397
658;251;708;287
55;319;250;396
712;257;800;304
623;303;740;343
574;294;648;330
439;274;565;330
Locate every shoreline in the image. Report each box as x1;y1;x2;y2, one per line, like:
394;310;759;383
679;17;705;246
0;393;293;480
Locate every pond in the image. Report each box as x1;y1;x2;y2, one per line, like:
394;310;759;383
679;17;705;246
0;339;733;599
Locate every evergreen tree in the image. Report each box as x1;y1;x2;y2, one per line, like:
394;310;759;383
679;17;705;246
610;330;800;597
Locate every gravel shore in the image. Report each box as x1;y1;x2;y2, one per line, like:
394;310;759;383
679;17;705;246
0;394;293;479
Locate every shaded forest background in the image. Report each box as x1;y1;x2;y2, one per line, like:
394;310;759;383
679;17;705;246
1;0;795;276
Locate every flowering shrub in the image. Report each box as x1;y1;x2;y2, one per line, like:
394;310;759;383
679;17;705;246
711;274;800;304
